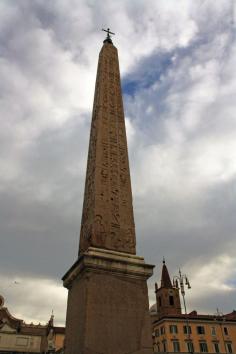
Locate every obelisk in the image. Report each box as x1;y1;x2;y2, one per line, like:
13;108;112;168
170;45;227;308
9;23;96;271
63;29;154;354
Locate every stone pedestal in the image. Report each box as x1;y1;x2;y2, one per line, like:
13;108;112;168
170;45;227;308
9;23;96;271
63;247;154;354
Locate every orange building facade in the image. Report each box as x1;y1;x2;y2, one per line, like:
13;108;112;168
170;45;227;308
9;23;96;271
152;312;236;353
151;262;236;353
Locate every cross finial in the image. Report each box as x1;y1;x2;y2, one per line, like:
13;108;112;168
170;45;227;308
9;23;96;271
102;27;115;44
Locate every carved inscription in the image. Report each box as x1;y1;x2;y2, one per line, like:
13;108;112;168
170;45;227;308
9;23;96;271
79;43;136;255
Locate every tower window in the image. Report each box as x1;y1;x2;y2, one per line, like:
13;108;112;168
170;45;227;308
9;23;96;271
159;296;162;306
186;341;194;353
184;325;192;334
160;326;165;335
162;340;167;352
173;340;180;352
169;295;174;305
169;325;178;334
226;342;233;353
199;341;208;352
211;326;216;336
224;327;228;335
213;342;220;353
197;326;205;334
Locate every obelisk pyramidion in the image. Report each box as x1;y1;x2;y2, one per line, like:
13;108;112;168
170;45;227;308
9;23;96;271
62;29;154;354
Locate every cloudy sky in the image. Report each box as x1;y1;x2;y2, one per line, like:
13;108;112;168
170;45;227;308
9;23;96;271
0;0;236;326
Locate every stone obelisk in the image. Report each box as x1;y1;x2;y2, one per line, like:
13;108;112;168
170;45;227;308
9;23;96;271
63;30;154;354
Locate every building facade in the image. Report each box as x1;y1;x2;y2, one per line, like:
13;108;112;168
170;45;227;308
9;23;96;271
151;263;236;353
152;312;236;353
0;295;65;354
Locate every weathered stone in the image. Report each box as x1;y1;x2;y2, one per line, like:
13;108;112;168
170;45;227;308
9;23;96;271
63;38;154;354
63;248;153;354
79;42;136;255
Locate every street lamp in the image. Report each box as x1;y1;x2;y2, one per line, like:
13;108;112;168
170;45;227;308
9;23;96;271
173;269;192;353
214;308;227;353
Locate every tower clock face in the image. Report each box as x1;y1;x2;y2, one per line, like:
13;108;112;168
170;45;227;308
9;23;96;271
0;295;4;307
168;289;173;295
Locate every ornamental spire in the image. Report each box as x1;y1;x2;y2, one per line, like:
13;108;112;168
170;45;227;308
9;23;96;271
161;259;173;288
102;27;115;44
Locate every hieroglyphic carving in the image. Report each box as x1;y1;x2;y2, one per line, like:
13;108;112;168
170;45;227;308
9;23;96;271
79;43;136;255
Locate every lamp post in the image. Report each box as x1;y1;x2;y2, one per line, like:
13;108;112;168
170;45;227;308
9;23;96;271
214;308;227;354
173;269;192;353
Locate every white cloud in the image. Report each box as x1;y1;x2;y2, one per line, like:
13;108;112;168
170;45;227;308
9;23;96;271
190;255;235;295
186;255;236;313
0;274;67;326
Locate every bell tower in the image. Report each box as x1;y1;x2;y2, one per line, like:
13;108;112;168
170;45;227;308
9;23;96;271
62;30;154;354
155;260;181;319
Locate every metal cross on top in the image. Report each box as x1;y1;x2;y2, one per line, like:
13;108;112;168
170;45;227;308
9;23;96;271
102;28;115;43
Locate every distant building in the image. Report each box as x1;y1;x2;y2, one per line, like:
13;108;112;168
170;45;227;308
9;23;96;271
0;295;65;354
150;262;236;353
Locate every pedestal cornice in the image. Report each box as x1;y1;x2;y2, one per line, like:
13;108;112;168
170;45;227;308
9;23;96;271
63;247;154;289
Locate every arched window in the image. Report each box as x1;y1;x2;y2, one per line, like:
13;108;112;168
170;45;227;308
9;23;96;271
169;295;174;305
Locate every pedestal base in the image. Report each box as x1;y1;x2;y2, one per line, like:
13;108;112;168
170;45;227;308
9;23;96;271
63;247;154;354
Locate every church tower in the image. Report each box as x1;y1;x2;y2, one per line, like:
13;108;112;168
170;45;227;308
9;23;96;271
62;30;154;354
155;260;181;319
